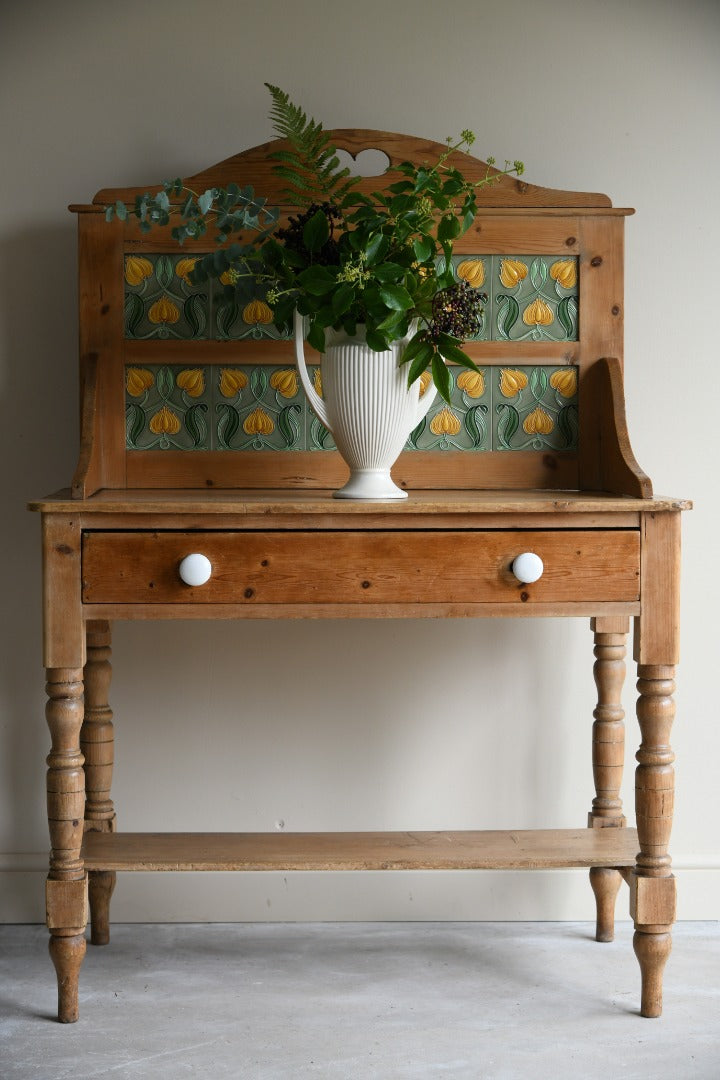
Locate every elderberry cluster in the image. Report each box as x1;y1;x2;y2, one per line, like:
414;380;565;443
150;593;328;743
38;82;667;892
275;202;343;266
427;280;486;342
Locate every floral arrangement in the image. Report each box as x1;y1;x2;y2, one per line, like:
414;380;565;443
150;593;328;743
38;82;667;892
106;85;523;403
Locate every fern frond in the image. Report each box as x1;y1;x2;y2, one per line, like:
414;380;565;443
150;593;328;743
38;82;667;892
265;83;359;206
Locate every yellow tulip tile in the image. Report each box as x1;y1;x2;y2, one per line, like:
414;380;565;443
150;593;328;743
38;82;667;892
407;367;491;450
492;366;578;451
213;366;305;450
124;255;211;340
490;256;578;342
212;281;292;341
125;365;211;449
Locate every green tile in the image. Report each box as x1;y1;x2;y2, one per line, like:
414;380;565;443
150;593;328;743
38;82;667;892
212;365;305;450
490;256;578;342
212;281;291;341
407;368;491;451
125;365;211;449
305;367;336;450
125;353;578;455
124;255;211;340
491;366;579;451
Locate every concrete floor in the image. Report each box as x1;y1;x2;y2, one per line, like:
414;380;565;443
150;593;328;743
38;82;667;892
1;922;718;1079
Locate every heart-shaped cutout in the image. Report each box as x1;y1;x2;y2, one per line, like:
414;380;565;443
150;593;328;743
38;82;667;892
335;148;391;177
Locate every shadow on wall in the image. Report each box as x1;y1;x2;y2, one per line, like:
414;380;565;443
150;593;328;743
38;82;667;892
0;222;80;853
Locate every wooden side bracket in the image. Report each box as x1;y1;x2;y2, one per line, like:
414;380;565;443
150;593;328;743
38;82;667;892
594;357;653;498
72;352;100;500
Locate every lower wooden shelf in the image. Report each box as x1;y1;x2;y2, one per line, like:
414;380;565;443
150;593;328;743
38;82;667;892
82;828;639;873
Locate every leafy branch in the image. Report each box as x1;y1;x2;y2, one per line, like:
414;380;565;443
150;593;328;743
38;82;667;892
264;82;360;206
104;85;525;404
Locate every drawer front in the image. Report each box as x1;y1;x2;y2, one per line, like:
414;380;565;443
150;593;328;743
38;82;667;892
82;530;640;606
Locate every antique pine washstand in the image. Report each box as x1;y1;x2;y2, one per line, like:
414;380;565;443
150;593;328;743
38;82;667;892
29;131;690;1022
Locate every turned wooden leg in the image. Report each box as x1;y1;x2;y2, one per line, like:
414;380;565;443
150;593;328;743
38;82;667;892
588;616;629;942
82;621;116;946
46;668;88;1023
632;665;676;1017
589;867;623;944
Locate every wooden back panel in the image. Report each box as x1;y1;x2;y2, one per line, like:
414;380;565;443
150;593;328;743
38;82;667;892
71;131;643;497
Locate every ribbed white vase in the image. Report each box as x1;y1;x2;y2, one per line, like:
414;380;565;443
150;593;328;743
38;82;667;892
294;313;437;499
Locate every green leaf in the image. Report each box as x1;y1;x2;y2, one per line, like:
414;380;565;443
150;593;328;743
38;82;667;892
297;265;335;296
302;208;330;253
407;415;426;448
364;232;389;264
157;366;174;398
442;177;465;196
216;403;240;449
557;403;579;449
216;300;239;338
184;294;208;338
376;309;406;334
496;403;520;448
331;282;355;317
405;341;434;386
431;352;452;404
530;257;548;291
436;338;479;371
556;296;577;339
307;319;326;352
496;295;519;339
250;367;268;397
464;404;488;448
371;262;405;283
184;403;208;447
412;236;434;263
366;328;390;351
125;403;145;448
399;332;429;366
437;214;461;242
115;200;127;221
378;284;413;311
530;367;548;398
198;189;215;216
123;293;144;337
155;255;173;290
388;179;414;194
277;403;302;447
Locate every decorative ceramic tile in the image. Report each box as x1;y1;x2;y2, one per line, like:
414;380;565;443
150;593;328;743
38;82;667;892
487;256;578;342
491;366;579;451
408;369;491;450
125;365;211;449
449;256;490;340
123;254;577;342
213;365;304;451
306;367;336;450
124;255;211;340
212;282;292;342
126;363;578;453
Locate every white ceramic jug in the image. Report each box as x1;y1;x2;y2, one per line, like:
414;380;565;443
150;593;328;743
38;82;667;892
294;312;437;499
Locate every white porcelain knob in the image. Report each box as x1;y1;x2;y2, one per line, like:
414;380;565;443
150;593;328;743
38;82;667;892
512;552;544;584
178;553;212;587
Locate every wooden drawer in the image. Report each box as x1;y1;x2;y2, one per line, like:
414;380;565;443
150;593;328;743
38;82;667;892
82;529;640;606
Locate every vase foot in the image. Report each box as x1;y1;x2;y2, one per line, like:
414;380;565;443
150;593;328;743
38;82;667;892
333;469;408;500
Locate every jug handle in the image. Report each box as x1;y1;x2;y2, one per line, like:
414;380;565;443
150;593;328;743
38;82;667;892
294;310;332;432
294;310;439;432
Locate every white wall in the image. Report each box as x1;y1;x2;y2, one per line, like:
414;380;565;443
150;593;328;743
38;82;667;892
2;0;719;922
